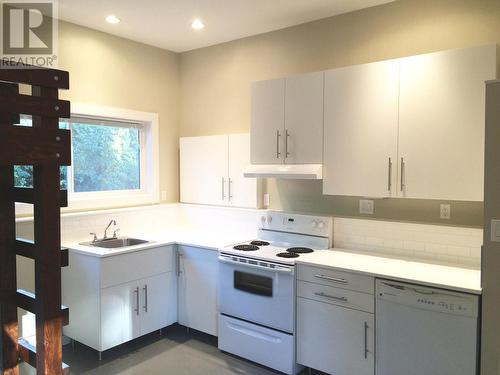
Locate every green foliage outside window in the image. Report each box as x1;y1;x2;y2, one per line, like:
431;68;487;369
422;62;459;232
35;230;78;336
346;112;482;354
13;117;141;193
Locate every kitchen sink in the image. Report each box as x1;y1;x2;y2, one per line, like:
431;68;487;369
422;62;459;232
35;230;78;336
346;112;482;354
80;237;151;249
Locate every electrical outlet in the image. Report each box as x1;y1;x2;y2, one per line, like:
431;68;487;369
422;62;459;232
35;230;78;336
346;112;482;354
263;193;270;207
161;190;167;201
359;199;374;215
440;204;451;219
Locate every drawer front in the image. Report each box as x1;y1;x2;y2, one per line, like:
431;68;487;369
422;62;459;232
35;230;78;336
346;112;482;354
218;314;295;375
298;265;374;294
101;246;174;288
298;281;374;313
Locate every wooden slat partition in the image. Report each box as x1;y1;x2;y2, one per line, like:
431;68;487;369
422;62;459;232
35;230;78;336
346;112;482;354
15;239;68;267
0;127;71;166
0;62;70;375
11;188;68;207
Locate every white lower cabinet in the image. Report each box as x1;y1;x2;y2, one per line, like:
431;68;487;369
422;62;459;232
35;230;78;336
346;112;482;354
63;245;177;352
177;245;219;336
297;298;374;375
296;265;375;375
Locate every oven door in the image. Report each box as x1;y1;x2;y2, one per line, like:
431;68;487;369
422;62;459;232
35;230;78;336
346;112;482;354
218;254;295;333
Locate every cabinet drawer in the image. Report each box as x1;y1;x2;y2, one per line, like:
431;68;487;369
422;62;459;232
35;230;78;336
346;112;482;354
298;265;374;294
298;281;374;313
101;246;174;288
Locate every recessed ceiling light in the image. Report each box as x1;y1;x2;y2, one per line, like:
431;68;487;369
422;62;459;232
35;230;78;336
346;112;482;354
105;15;121;24
191;19;205;30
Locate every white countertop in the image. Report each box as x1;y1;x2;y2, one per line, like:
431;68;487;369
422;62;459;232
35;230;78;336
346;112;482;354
64;227;251;257
65;229;481;294
296;249;481;295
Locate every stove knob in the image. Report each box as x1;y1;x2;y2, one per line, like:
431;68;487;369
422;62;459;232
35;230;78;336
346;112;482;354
317;221;325;229
311;220;318;228
261;215;266;224
267;215;273;223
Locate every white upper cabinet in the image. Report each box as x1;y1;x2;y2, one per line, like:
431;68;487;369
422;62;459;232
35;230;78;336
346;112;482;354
228;134;260;208
284;72;324;164
398;45;497;201
250;73;324;165
180;135;228;206
251;78;285;164
323;59;400;197
180;134;261;208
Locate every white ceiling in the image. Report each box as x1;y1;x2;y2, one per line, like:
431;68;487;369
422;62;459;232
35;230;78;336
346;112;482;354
58;0;395;52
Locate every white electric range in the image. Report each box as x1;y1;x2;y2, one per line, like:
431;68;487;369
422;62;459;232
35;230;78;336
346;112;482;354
217;211;333;375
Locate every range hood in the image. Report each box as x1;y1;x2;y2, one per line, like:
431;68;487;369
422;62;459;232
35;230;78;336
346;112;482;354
243;164;323;179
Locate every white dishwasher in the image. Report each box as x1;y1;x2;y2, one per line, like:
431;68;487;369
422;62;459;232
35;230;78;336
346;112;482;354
376;279;479;375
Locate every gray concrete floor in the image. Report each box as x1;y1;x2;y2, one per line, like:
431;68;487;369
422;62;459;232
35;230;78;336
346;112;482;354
62;324;318;375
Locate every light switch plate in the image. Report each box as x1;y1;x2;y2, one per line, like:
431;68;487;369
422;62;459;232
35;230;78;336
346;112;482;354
359;199;374;215
161;190;167;200
491;219;500;242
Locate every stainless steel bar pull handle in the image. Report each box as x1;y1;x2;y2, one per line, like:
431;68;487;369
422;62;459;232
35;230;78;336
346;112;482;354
314;274;348;284
388;157;392;191
221;177;226;200
364;322;369;359
285;130;290;158
134;287;140;315
276;130;281;158
228;178;233;201
314;292;348;302
400;157;405;192
176;251;182;276
143;285;148;312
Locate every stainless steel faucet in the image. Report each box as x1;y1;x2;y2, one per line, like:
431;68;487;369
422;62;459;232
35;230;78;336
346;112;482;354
103;219;117;239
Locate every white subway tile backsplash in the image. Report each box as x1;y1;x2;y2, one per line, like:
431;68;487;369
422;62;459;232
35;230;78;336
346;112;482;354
334;218;482;268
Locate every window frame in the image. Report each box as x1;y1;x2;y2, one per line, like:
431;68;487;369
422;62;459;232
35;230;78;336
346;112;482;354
16;103;160;215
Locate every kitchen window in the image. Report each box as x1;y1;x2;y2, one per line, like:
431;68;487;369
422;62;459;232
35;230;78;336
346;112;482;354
15;104;160;214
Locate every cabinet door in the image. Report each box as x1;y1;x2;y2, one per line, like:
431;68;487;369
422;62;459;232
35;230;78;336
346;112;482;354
177;246;218;336
139;272;176;336
323;60;399;197
284;72;324;164
398;45;497;201
100;281;140;351
251;78;285;164
228;133;261;208
180;135;229;205
297;298;374;375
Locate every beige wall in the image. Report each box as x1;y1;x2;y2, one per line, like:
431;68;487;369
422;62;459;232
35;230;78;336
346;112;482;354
58;21;180;204
179;0;500;227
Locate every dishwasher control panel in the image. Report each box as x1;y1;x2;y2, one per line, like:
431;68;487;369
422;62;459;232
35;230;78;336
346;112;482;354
376;279;479;318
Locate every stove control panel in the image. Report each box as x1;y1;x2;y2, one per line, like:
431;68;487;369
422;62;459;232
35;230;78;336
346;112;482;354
260;211;332;238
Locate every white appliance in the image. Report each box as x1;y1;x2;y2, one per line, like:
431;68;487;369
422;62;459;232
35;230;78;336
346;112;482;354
376;279;479;375
218;211;333;375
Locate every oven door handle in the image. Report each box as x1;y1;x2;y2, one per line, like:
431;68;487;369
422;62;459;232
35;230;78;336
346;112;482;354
218;255;293;274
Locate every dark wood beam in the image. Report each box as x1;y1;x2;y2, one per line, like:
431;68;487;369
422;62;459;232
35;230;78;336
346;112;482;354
15;239;68;267
0;93;70;118
0;127;71;166
0;83;19;375
0;62;69;90
32;84;65;375
11;188;68;207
